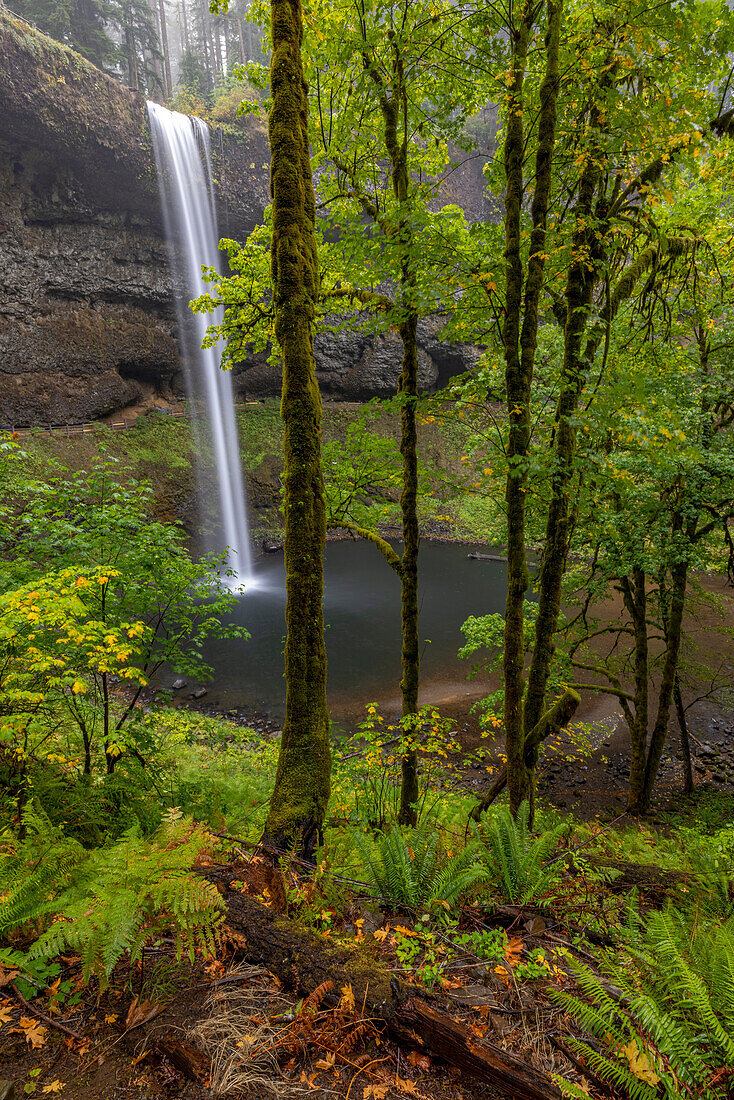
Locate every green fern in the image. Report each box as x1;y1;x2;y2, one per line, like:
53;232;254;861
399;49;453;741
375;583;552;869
0;804;85;936
552;909;734;1100
1;807;224;988
356;823;486;908
478;802;568;904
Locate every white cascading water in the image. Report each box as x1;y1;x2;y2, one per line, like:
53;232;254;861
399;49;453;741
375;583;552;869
147;101;254;585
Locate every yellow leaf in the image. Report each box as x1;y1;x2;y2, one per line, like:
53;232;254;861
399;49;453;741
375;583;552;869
339;984;356;1013
42;1082;65;1094
395;1076;426;1097
373;928;390;942
622;1040;660;1086
0;1005;13;1025
71;680;86;695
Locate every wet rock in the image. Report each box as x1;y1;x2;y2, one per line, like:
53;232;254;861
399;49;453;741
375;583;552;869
172;678;187;690
192;688;208;700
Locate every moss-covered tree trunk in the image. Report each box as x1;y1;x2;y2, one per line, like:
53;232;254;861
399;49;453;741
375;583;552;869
398;311;420;825
521;111;604;747
501;0;561;815
370;59;421;826
263;0;331;859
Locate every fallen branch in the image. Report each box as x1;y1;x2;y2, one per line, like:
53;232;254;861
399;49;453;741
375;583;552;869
10;983;82;1042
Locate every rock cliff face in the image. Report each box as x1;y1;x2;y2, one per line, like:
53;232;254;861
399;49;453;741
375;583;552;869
233;317;484;402
0;9;269;426
0;9;489;426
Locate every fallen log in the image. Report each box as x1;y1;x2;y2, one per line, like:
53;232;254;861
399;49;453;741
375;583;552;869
583;857;691;902
216;881;562;1100
467;552;506;561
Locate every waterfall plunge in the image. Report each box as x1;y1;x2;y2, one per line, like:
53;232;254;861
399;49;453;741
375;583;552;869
147;101;254;586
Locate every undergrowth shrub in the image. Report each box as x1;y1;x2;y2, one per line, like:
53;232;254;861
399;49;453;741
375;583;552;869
355;822;486;909
552;908;734;1100
478;801;568;904
0;805;224;988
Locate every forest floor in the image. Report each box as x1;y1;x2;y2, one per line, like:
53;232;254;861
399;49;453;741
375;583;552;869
0;956;511;1100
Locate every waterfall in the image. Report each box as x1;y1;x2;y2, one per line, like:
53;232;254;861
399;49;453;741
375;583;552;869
147;101;254;586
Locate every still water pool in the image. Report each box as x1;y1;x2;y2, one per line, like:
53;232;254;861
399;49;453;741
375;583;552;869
194;539;506;721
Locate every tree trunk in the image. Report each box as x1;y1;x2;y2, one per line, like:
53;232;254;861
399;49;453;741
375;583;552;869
158;0;172;95
501;6;532;815
471;688;579;821
621;568;649;809
262;0;331;859
658;565;694;796
375;56;420;827
179;0;189;53
398;313;420;825
637;557;688;812
674;675;694;794
501;0;561;813
522;129;604;741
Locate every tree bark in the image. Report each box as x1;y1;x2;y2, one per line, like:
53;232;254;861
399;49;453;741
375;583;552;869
262;0;331;859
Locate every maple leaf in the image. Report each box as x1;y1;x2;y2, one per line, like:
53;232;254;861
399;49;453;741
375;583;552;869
395;1075;426;1097
315;1052;336;1070
363;1086;388;1099
373;928;390;943
0;1003;13;1026
17;1017;47;1048
340;983;356;1013
42;1081;65;1094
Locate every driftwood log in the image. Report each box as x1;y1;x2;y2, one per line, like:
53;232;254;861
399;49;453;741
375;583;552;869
216;880;563;1100
467;552;507;561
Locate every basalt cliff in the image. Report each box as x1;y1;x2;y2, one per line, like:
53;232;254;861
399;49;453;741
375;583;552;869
0;10;492;426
